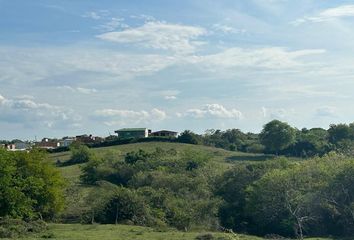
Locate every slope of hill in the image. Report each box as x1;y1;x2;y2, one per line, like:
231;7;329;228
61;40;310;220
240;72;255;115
50;142;275;183
47;142;276;228
8;223;334;240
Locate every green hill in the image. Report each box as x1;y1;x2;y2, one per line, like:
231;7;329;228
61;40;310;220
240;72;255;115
50;142;274;183
9;223;265;240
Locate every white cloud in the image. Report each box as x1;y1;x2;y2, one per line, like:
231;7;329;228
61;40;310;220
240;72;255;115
82;11;102;20
82;10;110;20
57;86;97;94
185;104;243;119
164;96;177;100
99;17;129;31
159;90;180;100
15;95;35;100
193;47;326;70
261;107;268;118
268;85;336;97
150;108;167;121
77;87;97;94
0;94;81;128
97;21;207;54
292;5;354;25
94;108;167;126
261;107;295;119
0;47;177;83
212;24;245;34
130;14;156;22
0;94;5;104
316;106;337;118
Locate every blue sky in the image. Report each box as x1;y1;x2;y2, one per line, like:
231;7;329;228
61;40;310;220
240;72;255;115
1;0;354;140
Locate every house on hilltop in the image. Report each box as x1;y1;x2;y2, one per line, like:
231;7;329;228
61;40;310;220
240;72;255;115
35;138;60;149
115;128;151;139
151;130;178;138
5;141;30;151
59;137;75;147
76;134;103;144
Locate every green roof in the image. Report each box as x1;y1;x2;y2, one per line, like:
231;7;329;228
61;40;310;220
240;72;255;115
115;128;147;132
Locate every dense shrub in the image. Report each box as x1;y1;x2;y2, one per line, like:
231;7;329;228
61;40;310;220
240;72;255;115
80;148;221;230
0;217;47;238
94;187;153;225
67;142;93;165
195;233;214;240
177;130;201;145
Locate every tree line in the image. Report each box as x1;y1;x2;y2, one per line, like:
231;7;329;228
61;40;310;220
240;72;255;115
177;119;354;157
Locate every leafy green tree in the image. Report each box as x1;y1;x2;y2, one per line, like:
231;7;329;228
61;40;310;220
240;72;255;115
96;186;152;225
288;128;330;157
0;149;65;219
320;161;354;236
328;124;353;144
260;120;296;155
68;142;93;164
177;130;201;145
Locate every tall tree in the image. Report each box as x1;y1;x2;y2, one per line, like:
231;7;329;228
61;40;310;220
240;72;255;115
260;120;296;155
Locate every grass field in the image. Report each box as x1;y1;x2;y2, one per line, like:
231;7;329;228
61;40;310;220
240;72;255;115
50;142;276;183
6;223;335;240
50;142;275;163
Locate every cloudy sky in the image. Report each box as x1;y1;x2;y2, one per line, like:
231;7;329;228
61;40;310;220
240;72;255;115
1;0;354;140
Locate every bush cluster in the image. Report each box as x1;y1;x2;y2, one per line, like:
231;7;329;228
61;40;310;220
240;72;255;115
79;148;221;231
0;217;47;238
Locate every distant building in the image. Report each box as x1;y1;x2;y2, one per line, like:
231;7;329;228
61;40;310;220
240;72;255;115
15;142;30;151
59;137;76;147
76;134;103;144
5;141;30;151
151;130;178;138
76;134;94;143
35;138;60;149
5;144;16;151
115;128;151;139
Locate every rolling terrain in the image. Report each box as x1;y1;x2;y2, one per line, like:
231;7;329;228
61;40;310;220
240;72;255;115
40;142;333;240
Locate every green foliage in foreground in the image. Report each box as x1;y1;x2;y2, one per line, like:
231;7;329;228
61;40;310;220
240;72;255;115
219;153;354;238
0;218;47;238
3;223;335;240
0;149;65;220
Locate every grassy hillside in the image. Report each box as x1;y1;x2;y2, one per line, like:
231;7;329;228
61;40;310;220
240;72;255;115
7;223;334;240
51;142;275;163
50;142;275;183
49;142;276;223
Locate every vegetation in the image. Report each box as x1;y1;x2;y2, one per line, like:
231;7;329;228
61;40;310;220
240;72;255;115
2;119;354;239
175;120;354;158
0;149;65;238
2;223;267;240
51;140;354;239
79;147;221;231
259;120;296;155
0;149;65;220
